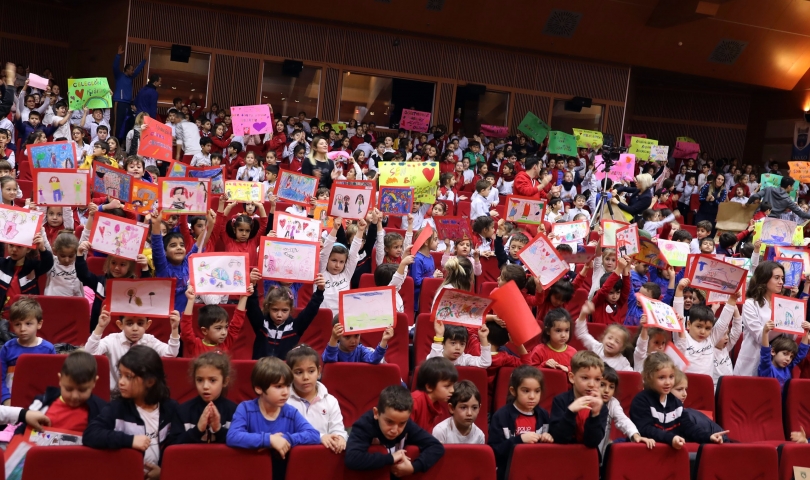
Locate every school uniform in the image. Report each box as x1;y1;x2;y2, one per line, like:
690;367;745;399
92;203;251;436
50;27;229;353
549;390;608;448
287;382;347;440
245;286;324;360
489;403;550;480
172;395;237;444
629;389;711;444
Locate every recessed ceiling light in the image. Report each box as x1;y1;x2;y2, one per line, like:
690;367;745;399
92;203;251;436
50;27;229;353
281;98;286;100
171;86;176;90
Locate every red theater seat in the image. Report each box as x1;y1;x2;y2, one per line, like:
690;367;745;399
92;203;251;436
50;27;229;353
509;444;598;480
321;363;401;428
297;308;337;353
358;313;410;378
413;313;434;366
716;376;785;444
782;379;810;439
10;354;111;406
161;445;272;480
614;371;642;415
21;447;144;480
778;443;810;480
684;372;715;417
493;367;568;414
479;281;498;297
695;444;778;480
603;443;690;480
412;444;496;480
287;446;348;480
163;357;196;403
32;295;91;345
418;278;444;314
226;359;258;403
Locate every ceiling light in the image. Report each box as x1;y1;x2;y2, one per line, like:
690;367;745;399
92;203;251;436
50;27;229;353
281;98;286;100
171;86;176;90
295;100;299;103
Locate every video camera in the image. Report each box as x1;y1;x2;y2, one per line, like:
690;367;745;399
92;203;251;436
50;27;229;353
601;133;627;166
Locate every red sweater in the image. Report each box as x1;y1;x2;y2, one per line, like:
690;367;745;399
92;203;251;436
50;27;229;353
211;135;231;154
179;308;245;358
528;343;577;370
513;171;551;199
210;212;269;267
410;390;443;432
590;272;630;325
267;133;287;159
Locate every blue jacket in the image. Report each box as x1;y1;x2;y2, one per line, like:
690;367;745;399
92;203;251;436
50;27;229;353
322;343;387;364
758;343;809;388
226;400;320;449
134;84;158;119
1;339;56;402
112;54;146;103
151;233;196;313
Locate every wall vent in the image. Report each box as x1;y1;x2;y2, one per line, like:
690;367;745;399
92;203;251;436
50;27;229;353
543;10;582;38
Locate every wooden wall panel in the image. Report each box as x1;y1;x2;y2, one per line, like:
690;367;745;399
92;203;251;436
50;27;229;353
0;38;69;82
436;83;456;129
605;105;625;141
321;68;340;123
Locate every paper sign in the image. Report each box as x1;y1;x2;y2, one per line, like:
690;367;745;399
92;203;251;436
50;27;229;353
431;289;493;327
633;237;668;269
335;180;376;207
259;237;320;283
480;124;508;137
518;112;550;144
548;131;577;156
138;117;173;161
658;239;690;267
93;162;134;202
623;133;645;147
0;205;44;248
505;195;546;225
677;136;696;143
378;161;439;203
688;255;746;294
399;109;431;132
551;221;589;243
518;233;568;287
673;140;700;160
124;180;159;215
274;212;322;242
189;252;249;295
170;164;225;195
777;257;804;289
339;287;397;333
29;142;78;169
34;168;90;207
665;344;690;371
67;77;111;110
410;225;434;255
28;73;49;90
313;200;332;229
490;280;541;345
225;180;265;203
108;278;176;318
159;178;210;214
572;129;603;149
774;246;810;275
649;145;669;162
378;186;414;216
771;294;807;335
789;161;810;182
231;104;273;135
600;219;628;248
4;427;83;478
759;217;798;246
88;213;148;260
616;223;640;257
629;137;659;161
434;216;474;242
274;170;319;206
761;173;799;201
639;294;682;332
594;154;636;183
320;122;347;133
716;202;757;232
706;278;746;305
328;184;372;220
794;467;810;479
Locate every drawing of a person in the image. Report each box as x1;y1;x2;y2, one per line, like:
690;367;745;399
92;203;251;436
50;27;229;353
355;194;365;214
197;182;208;210
508;203;518;219
49;152;57;168
343;195;350;213
171;186;188;210
74;180;83;203
49;176;63;202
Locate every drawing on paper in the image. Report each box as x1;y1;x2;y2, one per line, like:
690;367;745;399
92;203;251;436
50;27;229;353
339;287;397;333
505;195;546;225
159;178;210;214
274;212;321;242
190;253;248;295
34;169;90;207
689;255;746;294
658;239;690;267
434;216;474;242
88;213;147;260
124;180;159;214
108;278;176;317
518;234;568;287
551;221;589;243
275;171;318;206
328;184;372;220
772;294;807;335
378;186;414;216
224;180;264;203
0;205;44;247
777;257;804;289
259;237;320;283
759;218;797;246
431;289;493;327
616;224;640;257
600;220;627;248
93;163;133;202
639;295;681;332
29;142;77;169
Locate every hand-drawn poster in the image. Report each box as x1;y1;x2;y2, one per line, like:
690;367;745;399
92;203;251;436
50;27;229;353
0;204;44;248
518;233;568;288
189;252;249;295
138;117;173;161
687;255;747;295
88;212;148;260
548;131;578;156
623;133;646;147
633;237;668;269
328;184;372;220
434;216;474;242
616;223;640;257
551;221;589;243
649;145;669;162
259;237;320;283
378;186;414;216
657;239;690;267
757;217;798;246
517;111;550;144
183;165;224;195
638;294;682;332
231;104;272;135
224;180;265;203
572;129;603;149
776;257;804;289
788;161;810;183
274;171;318;206
67;77;111;110
706;278;746;305
339;287;397;333
29;142;78;169
93;162;133;202
761;173;799;201
771;294;807;335
312;200;332;229
378;161;439;203
34;169;90;207
600;219;628;248
505;195;546;225
773;246;810;275
158;178;210;215
399;109;431;133
273;212;322;242
123;180;159;215
431;289;493;327
628;137;658;161
594;154;636;183
108;278;176;318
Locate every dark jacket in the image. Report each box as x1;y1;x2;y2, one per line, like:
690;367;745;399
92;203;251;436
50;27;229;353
171;395;237;444
245;287;324;360
112;54;146;103
616;186;653;219
548;390;608;449
629;389;711;445
16;386;107;434
0;249;54;307
133;84;158;120
488;403;551;480
684;408;729;443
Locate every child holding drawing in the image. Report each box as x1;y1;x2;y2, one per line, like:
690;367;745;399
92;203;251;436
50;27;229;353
210;193;268;268
319;216;366;316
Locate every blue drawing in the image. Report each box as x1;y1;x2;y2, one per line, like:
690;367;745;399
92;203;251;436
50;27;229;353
93;164;133;202
778;259;803;289
30;142;77;169
277;171;317;205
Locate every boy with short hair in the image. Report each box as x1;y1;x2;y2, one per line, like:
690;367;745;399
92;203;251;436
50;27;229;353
549;350;608;448
759;319;810;388
92;124;109;145
494;219;527;269
322;315;393;364
80;141;115;169
470;180;496;220
699;237;715;254
411;357;458;432
181;284;249;357
429;322;492;368
598;365;654;456
191;137;213;166
81;108;110;141
264;164;278;198
432;380;485;444
50;100;73;140
690;220;713;254
566;194;591;222
345;385;445;476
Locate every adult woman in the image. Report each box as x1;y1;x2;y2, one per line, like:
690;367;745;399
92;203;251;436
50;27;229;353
302;135;337;190
694;173;727;229
611;173;655;220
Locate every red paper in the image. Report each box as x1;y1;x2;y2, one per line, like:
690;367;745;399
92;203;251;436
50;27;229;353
410;224;434;255
490;280;541;345
138;117;173;161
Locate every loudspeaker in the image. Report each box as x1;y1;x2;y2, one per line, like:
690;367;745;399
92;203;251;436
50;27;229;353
572;96;592;108
170;44;191;63
564;101;582;112
466;84;486;96
282;60;304;77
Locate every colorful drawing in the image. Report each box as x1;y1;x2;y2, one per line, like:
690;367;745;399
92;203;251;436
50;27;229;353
339;287;397;333
771;294;807;335
29;142;77;169
572;129;603;149
639;294;682;332
378;186;414;216
600;219;628;248
649;145;669;162
312;200;332;229
108;278;176;318
0;205;44;248
231;104;273;135
274;212;322;242
431;289;493;328
434;216;474;242
335;180;376;206
633;237;668;269
67;77;111;110
594;154;636;183
773;246;810;275
378;161;439;203
138;117;173;161
274;171;319;206
761;173;800;201
758;217;798;246
399;109;431;132
725;257;753;281
688;254;747;295
259;237;320;283
225;180;265;203
505;195;546;225
657;239;689;267
186;166;224;195
518;233;568;288
88;213;148;260
93;162;133;202
34;169;90;207
615;224;640;257
167;161;188;177
189;253;249;295
551;221;589;243
123;180;159;215
517;111;550;143
328;184;372;220
777;257;804;289
4;426;83;478
159;178;210;215
706;278;746;305
789;161;810;183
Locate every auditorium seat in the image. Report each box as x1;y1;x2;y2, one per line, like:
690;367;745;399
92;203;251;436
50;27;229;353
286;446;348;480
296;285;313;309
479;281;498;297
297;308;336;353
32;295;91;345
410;366;489;437
509;444;598;480
413;313;434;366
716;376;785;445
10;354;111;406
695;444;778;480
457;201;471;219
778;443;810;480
418;278;444;314
87;256;107;276
21;447;144;480
226;359;258;403
412;444;496;480
493;367;568;414
163;357;196;403
358;313;409;377
603;443;690;480
614;370;642;415
162;445;272;480
479;257;501;286
321;363;401;428
359;273;415;325
341;446;392;480
684;372;715;418
782;379;810;439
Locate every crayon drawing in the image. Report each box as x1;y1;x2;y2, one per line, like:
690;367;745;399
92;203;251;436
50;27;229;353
34;169;90;207
771;294;807;335
658;239;690;267
633;237;668;269
124;180;159;215
224;181;264;203
29;142;77;169
0;205;44;248
108;278;176;318
259;237;320;283
616;224;640;257
159;178;210;215
434;216;474;242
518;234;568;288
639;294;682;332
688;255;746;294
505;195;546;225
773;246;810;276
776;257;804;289
189;253;248;295
378;186;414;216
88;213;148;260
551;221;589;243
312;200;332;229
187;166;224;195
93;162;133;202
274;212;321;242
274;171;318;206
600;220;628;248
759;218;797;246
328;184;372;220
339;287;397;334
431;289;493;327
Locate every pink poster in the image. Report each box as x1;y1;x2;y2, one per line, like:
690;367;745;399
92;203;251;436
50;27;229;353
399;109;431;132
673;141;700;160
28;73;49;90
231;105;273;135
623;133;645;147
594;154;636;183
480;124;508;138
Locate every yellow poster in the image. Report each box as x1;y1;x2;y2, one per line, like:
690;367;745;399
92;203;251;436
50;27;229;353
629;137;659;161
224;180;265;202
572;129;603;149
378;161;439;203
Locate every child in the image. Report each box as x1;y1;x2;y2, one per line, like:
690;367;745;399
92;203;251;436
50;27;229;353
549;351;608;448
226;357;321;479
633;325;669;373
429;321;492;367
472;216;496;255
598;366;655;457
411;357;458;432
323;316;393;364
441;235;482;275
0;232;53;309
588;247;618;299
690;220;712;254
575;302;632;371
376;221;413;266
181;284;249;357
319;218;365;316
412;226;441;310
485;321;530;399
1;298;57;405
591;256;630;324
671;370;729;443
172;351;238;444
488;366;552;480
211;196;268;268
345;385;445;477
190;137;212;166
83;346;181;477
560;171;577;205
236;151;264;182
496;163;515;196
286;345;348;453
432;380;485;444
44;231;83;297
566;194;591;222
494;220;527;269
470;180;496;220
545;198;564;223
758;320;810;388
713;304;742;388
529;308;577;372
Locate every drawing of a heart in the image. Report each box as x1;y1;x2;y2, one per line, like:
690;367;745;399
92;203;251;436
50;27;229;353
422;168;435;183
253;122;267;132
99;227;105;236
279;219;286;228
75;89;84;100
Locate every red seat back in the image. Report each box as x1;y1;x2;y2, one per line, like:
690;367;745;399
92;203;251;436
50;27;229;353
321;363;401;428
681;224;697;237
413;313;434;367
298;308;337;353
31;295;91;346
509;444;598;480
684;372;715;417
418;277;444;314
287;446;349;480
161;444;272;480
716;376;784;442
163;357;196;403
411;444;496;480
778;443;810;480
21;447;144;480
296;284;313;308
457;201;471;219
479;257;500;286
614;371;642;415
359;313;409;377
695;444;778;480
479;281;498;297
226;359;258;403
359;274;415;326
10;354;111;407
87;256;107;276
603;443;689;480
783;379;810;439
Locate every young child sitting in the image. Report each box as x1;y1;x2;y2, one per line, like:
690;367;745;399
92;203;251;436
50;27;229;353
429;322;492;368
549;351;609;448
322;316;393;364
494;220;528;269
373;257;412;313
575;302;632;371
529;308;576;372
181;284;250;357
411;357;458;432
671;369;729;443
345;385;445;477
598;365;655;457
1;298;56;405
432;380;485;444
758;319;810;388
470;180;496;220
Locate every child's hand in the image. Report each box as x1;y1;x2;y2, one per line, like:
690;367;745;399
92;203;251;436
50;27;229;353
478;323;489;345
357;219;367;230
588;395;604;415
579;301;595;318
314;273;326;291
401;255;415;266
677;278;690;291
727;291;739;306
197;403;211;432
390;456;414;477
633;434;656;449
185;285;196;301
78;241;91;256
32;233;44;251
250;268;262;284
407;214;414;226
144;464;161;480
489;209;499;217
434;320;445;339
267;230;277;238
106;198;122;210
331;323;344;341
790;426;808;443
381;326;394;344
269;432;291;459
245;283;255;297
132;435;151;451
671;435;685;449
764;321;775;333
23;410;51;430
136;254;148;267
434;269;444;278
538;432;553;443
567;396;594;413
709;430;729;444
169;310;180;332
639;315;648;326
444;238;451;248
97;309;112;331
545;359;559;369
520;432;540;444
666;265;675;277
321;433;345;453
207;208;217;223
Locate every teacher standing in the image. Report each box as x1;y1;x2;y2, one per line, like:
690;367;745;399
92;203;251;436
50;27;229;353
112;45;146;138
302;135;338;190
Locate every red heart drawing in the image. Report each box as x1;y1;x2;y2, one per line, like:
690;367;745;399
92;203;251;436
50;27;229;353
279;219;286;228
75;89;84;100
99;226;105;236
422;168;435;183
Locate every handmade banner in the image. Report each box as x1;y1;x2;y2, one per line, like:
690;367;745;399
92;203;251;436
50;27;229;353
329;184;373;220
639;294;683;333
490;280;541;345
789;161;810;182
600;219;629;248
551;221;589;243
771;294;807;335
399;109;431;132
776;257;804;289
339;287;397;333
715;202;757;232
189;252;249;295
572;129;603;149
28;73;49;90
673;140;700;160
93;162;134;202
594;154;636;183
108;278;176;318
259;237;320;283
616;223;640;257
434;216;474;242
623;133;645;147
34;169;90;207
628;137;659;161
649;145;669;162
658;239;689;267
480;124;508;138
29;142;78;169
761;173;799;201
274;171;319;206
231;104;272;136
138;117;173;161
431;289;493;327
505;195;546;225
758;217;798;246
518;233;568;287
378;186;414;216
170;164;224;195
0;204;44;248
378;161;439;203
224;180;265;203
124;180;159;215
88;213;148;260
274;212;322;242
634;237;668;269
518;112;550;144
548;131;578;156
159;178;210;215
67;77;111;110
688;254;746;295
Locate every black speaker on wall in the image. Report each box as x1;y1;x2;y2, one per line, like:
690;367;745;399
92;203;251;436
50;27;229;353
170;44;192;63
282;60;304;77
466;83;486;96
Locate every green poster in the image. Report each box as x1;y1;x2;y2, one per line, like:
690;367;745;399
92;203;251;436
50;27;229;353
572;128;603;149
677;136;696;143
548;131;578;156
68;77;112;111
761;173;799;201
517;112;550;144
628;137;658;161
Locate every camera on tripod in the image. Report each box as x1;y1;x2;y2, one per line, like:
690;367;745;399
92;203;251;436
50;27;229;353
601;133;626;166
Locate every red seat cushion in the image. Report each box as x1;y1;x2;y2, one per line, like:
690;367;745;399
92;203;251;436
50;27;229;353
695;444;778;480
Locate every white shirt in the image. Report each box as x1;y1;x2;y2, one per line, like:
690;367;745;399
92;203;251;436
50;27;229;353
470;192;490;221
175;120;202;156
85;332;180;387
190;152;211;167
44;263;83;297
287;382;347;439
51;116;71;140
734;298;780;376
713;312;742;389
672;297;733;376
432;417;485;444
136;405;161;467
236;165;264;182
600;397;639;456
427;343;492;368
575;319;633;371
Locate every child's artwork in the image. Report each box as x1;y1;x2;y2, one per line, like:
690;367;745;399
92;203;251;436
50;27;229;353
504;195;546;225
594;154;636;183
335;179;376;207
33;168;90;207
259;237;320;283
431;289;493;327
88;213;148;260
312;200;332;229
67;77;111;110
338;287;397;334
434;216;474;243
167;161;188;177
773;246;810;274
665;344;690;371
633;237;668;269
638;294;682;333
658;239;690;267
4;427;83;478
328;184;372;220
378;161;439;203
687;254;747;295
761;173;799;201
758;217;798;246
224;180;265;203
138;117;173;161
189;252;249;295
187;165;225;195
378;186;414;216
615;223;640;257
273;212;322;242
724;256;753;281
93;162;134;202
123;180;159;215
551;221;589;243
158;178;210;215
29;142;78;169
274;170;319;206
0;204;44;248
231;104;272;135
706;278;746;305
399;109;431;132
518;233;568;288
108;278;176;318
772;294;807;335
600;219;628;248
776;257;804;289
